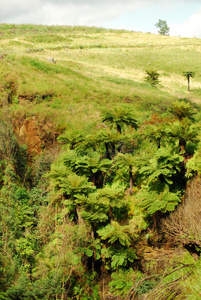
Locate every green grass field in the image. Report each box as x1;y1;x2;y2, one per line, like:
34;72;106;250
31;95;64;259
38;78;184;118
1;24;201;130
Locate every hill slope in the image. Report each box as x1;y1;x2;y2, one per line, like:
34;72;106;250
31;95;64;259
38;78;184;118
1;24;201;300
1;24;201;129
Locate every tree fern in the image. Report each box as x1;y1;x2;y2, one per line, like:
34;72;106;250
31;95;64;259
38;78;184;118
114;153;137;195
97;182;126;221
139;147;183;187
101;105;138;134
57;129;84;149
183;71;195;91
110;247;137;269
46;163;70;191
137;186;181;215
143;123;168;149
78;193;108;225
75;151;112;186
144;69;160;85
97;221;131;247
167;119;199;154
59;173;96;197
168;100;197;121
62;149;79;172
109;268;139;297
95;128;132;158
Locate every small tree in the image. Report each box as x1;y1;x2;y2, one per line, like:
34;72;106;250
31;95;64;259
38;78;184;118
144;69;160;86
183;71;195;91
155;19;170;36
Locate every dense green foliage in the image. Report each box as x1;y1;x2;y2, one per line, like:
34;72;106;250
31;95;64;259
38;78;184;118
0;24;201;299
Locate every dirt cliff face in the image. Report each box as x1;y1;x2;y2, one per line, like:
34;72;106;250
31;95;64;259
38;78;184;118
13;116;60;158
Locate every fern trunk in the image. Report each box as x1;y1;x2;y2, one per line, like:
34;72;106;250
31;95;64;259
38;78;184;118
187;76;190;91
111;143;116;158
109;205;113;222
105;142;110;159
152;211;163;232
129;169;133;195
179;139;187;169
157;137;161;149
76;205;85;225
179;138;186;153
117;141;123;153
117;123;122;134
92;173;96;186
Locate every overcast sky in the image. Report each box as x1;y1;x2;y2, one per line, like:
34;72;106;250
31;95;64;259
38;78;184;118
1;0;201;38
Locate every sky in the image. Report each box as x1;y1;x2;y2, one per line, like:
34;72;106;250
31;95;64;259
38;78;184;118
1;0;201;38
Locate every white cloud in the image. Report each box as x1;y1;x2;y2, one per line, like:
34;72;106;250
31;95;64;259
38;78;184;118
1;0;151;24
170;8;201;37
1;0;201;39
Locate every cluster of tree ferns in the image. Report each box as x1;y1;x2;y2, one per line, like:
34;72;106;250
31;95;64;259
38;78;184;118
0;99;201;299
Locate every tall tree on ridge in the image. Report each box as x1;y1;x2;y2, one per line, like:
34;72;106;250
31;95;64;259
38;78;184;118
155;19;170;36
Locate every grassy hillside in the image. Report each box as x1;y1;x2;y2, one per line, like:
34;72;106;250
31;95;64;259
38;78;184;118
1;24;201;129
1;24;201;300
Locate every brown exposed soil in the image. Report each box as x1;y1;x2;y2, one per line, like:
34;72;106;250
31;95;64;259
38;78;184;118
13;115;60;158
